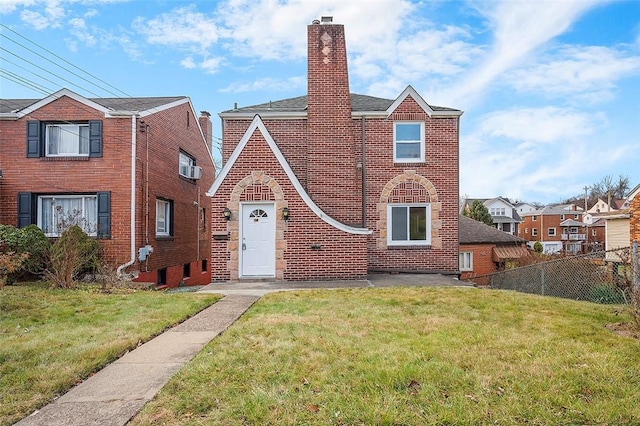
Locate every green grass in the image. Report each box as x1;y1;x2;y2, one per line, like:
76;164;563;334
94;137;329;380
0;282;220;426
131;287;640;426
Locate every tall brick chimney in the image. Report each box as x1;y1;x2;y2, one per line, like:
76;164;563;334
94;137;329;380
198;111;212;149
306;17;360;225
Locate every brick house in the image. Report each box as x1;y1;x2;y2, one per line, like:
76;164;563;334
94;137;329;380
459;215;528;284
630;183;640;245
0;89;216;287
518;204;585;254
207;17;462;281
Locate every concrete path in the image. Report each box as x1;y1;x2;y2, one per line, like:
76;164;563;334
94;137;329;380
15;295;260;426
15;274;468;426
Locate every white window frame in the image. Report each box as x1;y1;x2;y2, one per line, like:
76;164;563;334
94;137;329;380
37;194;97;237
387;203;431;246
548;227;556;237
45;123;90;157
459;251;473;272
179;152;195;178
393;122;425;163
532;215;537;221
532;228;538;236
156;199;171;236
592;229;597;236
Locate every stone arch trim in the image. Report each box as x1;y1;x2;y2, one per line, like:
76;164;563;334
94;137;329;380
377;170;442;249
226;171;287;280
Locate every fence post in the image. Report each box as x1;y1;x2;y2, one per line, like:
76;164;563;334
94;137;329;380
540;266;545;296
633;240;639;291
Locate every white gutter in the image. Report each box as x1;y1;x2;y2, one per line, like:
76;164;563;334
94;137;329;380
117;114;137;277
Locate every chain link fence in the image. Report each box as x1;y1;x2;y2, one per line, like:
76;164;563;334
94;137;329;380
473;242;639;305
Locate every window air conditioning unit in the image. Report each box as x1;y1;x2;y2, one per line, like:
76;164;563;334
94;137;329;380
189;165;202;179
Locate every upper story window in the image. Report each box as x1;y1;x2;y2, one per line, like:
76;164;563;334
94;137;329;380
393;122;424;163
179;152;195;177
532;215;537;221
548;227;556;237
46;124;89;157
387;204;431;246
490;207;506;216
27;120;102;158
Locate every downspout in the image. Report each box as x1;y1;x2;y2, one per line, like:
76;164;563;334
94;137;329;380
361;116;367;228
117;114;137;277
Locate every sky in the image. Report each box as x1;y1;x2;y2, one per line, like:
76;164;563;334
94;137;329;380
1;0;639;205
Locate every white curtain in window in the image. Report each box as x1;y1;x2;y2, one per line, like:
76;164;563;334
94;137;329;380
40;196;97;235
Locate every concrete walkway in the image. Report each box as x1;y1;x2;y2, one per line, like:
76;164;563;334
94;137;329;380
15;274;467;426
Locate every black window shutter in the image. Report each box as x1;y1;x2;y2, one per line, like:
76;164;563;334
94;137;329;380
97;191;110;238
17;192;34;228
26;121;41;158
89;120;102;157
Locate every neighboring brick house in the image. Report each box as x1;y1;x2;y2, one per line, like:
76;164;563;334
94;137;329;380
207;17;462;281
461;197;522;235
518;204;585;254
0;89;216;287
630;183;640;245
458;215;528;284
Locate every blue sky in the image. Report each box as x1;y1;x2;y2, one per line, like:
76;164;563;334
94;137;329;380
1;0;639;205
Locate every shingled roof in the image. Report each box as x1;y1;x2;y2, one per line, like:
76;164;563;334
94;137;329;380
459;215;526;245
220;93;460;114
0;96;187;114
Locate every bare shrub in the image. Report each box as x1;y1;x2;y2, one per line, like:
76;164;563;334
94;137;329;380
45;225;99;289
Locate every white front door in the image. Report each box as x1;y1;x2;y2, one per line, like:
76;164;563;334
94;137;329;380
240;203;276;277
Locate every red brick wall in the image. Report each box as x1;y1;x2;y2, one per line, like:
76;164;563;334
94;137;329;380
306;22;360;225
0;97;132;266
363;98;460;274
459;243;497;280
631;195;640;245
211;130;367;281
0;95;214;287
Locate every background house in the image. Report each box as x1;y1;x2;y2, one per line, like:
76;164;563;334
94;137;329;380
518;204;584;254
207;17;462;281
461;197;522;235
0;89;216;287
459;215;528;284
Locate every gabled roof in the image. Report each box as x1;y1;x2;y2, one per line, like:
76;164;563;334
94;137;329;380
523;204;583;216
0;88;188;119
459;215;525;244
219;86;462;119
207;115;371;235
628;183;640;200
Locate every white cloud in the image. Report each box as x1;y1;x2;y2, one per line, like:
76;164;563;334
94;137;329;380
459;105;629;202
476;107;605;144
216;0;414;61
506;45;640;104
219;76;306;94
446;0;603;107
0;0;35;14
132;5;220;53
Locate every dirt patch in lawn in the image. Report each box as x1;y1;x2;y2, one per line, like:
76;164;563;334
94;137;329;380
606;322;640;339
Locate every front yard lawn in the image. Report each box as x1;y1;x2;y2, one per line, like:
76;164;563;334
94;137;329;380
0;282;220;426
131;287;640;426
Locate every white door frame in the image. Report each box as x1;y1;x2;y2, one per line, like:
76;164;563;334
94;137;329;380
239;202;276;278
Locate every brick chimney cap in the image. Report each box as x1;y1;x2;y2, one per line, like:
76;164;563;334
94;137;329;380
200;111;211;117
320;16;333;24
